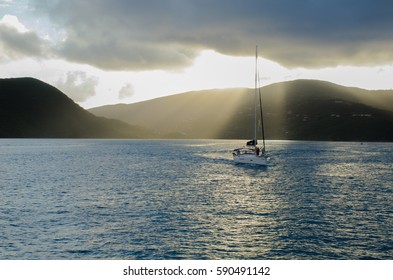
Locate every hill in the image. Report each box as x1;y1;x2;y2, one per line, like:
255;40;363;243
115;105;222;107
0;77;152;138
89;80;393;141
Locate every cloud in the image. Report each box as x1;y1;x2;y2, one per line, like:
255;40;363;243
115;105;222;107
0;14;28;33
118;83;134;99
29;0;393;70
0;0;13;7
0;15;50;61
56;71;99;102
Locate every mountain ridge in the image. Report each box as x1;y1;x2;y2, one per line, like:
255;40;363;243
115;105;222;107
0;77;152;138
1;77;392;141
89;79;393;141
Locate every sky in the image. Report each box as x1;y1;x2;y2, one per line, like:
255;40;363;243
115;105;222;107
1;0;393;108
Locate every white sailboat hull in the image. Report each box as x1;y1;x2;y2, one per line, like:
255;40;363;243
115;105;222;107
233;153;268;166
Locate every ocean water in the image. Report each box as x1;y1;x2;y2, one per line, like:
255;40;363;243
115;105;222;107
0;139;392;260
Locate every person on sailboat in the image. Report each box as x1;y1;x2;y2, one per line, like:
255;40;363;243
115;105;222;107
255;146;260;156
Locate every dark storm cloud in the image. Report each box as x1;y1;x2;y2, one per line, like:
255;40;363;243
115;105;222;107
0;23;49;60
30;0;393;70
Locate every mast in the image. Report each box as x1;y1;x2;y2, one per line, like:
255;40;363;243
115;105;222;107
254;46;258;146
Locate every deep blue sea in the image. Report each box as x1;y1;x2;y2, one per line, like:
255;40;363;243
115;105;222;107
0;139;392;260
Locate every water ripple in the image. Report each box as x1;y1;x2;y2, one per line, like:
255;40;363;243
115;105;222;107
0;139;392;259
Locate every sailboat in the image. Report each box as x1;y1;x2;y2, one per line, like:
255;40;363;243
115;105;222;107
232;46;269;166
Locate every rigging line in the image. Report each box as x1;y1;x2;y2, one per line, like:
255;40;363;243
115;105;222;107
257;56;266;150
